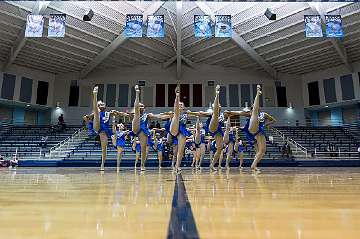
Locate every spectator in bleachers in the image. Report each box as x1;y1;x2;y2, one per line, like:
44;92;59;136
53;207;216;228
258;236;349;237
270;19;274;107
58;114;66;132
358;146;360;157
281;141;291;158
268;135;274;145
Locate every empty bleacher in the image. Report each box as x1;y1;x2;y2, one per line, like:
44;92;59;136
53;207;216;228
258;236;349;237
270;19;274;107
0;124;80;158
276;126;359;158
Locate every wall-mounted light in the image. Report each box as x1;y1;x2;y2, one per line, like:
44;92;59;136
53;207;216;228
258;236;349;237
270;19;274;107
56;102;61;109
325;105;329;108
288;102;293;109
26;104;30;107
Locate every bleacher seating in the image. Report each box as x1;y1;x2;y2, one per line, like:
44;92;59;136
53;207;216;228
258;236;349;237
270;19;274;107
0;125;80;158
276;126;359;156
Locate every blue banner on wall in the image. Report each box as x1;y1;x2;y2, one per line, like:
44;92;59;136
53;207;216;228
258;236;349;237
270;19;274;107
48;14;66;38
194;15;212;38
304;15;323;38
25;15;44;38
215;15;232;38
146;15;164;38
125;14;143;38
325;15;344;38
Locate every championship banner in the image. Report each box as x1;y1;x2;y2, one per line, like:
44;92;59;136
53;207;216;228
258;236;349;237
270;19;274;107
304;15;323;38
146;15;165;38
194;15;212;38
25;15;44;38
215;15;232;38
325;15;344;38
48;14;66;38
125;14;143;38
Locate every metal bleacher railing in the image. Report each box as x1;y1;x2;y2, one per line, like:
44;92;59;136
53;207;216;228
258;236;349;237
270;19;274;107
271;127;309;158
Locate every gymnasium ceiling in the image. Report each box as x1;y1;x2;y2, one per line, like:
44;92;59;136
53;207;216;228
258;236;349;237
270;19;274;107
0;1;359;78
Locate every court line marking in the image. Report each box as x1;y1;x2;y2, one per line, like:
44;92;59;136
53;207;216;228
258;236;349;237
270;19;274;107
167;173;200;239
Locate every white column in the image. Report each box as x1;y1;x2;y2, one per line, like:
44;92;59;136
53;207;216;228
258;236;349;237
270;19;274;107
318;80;325;105
353;72;360;100
13;75;21;101
189;83;193;107
165;84;168;107
31;79;38;104
115;84;119;107
334;76;342;103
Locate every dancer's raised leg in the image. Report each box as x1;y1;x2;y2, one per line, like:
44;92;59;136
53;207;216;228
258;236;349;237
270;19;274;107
92;86;100;132
249;85;262;134
132;85;141;134
170;86;180;136
209;85;221;133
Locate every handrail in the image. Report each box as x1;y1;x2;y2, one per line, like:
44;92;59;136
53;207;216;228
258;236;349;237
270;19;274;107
49;128;84;157
271;127;308;158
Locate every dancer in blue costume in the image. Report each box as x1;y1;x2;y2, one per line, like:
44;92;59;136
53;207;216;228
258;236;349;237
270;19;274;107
188;85;225;171
167;86;193;173
225;85;276;171
154;133;166;168
131;85;172;171
111;116;130;173
163;117;179;169
191;117;206;169
91;86;128;171
223;117;237;169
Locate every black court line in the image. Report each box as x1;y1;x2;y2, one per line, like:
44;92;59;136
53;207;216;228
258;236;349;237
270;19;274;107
167;173;200;239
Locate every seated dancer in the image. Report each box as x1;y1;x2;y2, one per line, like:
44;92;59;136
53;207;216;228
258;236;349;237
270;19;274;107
91;86;128;171
111;116;130;173
223;117;237;169
188;85;225;171
225;85;276;171
168;86;193;173
131;85;171;171
132;137;141;168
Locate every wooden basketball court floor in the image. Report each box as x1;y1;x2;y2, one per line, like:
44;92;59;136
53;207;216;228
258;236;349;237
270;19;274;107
0;167;360;239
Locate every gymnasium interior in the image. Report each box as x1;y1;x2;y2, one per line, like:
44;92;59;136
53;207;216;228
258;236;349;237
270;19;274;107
0;1;359;238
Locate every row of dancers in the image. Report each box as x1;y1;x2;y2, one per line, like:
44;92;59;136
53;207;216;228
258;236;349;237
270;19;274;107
83;84;276;172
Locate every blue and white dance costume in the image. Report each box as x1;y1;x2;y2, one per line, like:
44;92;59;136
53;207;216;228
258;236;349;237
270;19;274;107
115;130;126;148
133;140;141;154
205;113;225;137
237;144;245;153
195;128;206;148
133;113;153;147
242;112;266;146
87;111;113;137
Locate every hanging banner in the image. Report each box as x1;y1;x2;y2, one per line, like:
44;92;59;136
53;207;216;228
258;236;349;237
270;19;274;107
25;15;44;38
194;15;212;38
146;15;165;38
124;14;143;38
215;15;232;38
48;14;66;38
304;15;323;38
325;15;344;38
